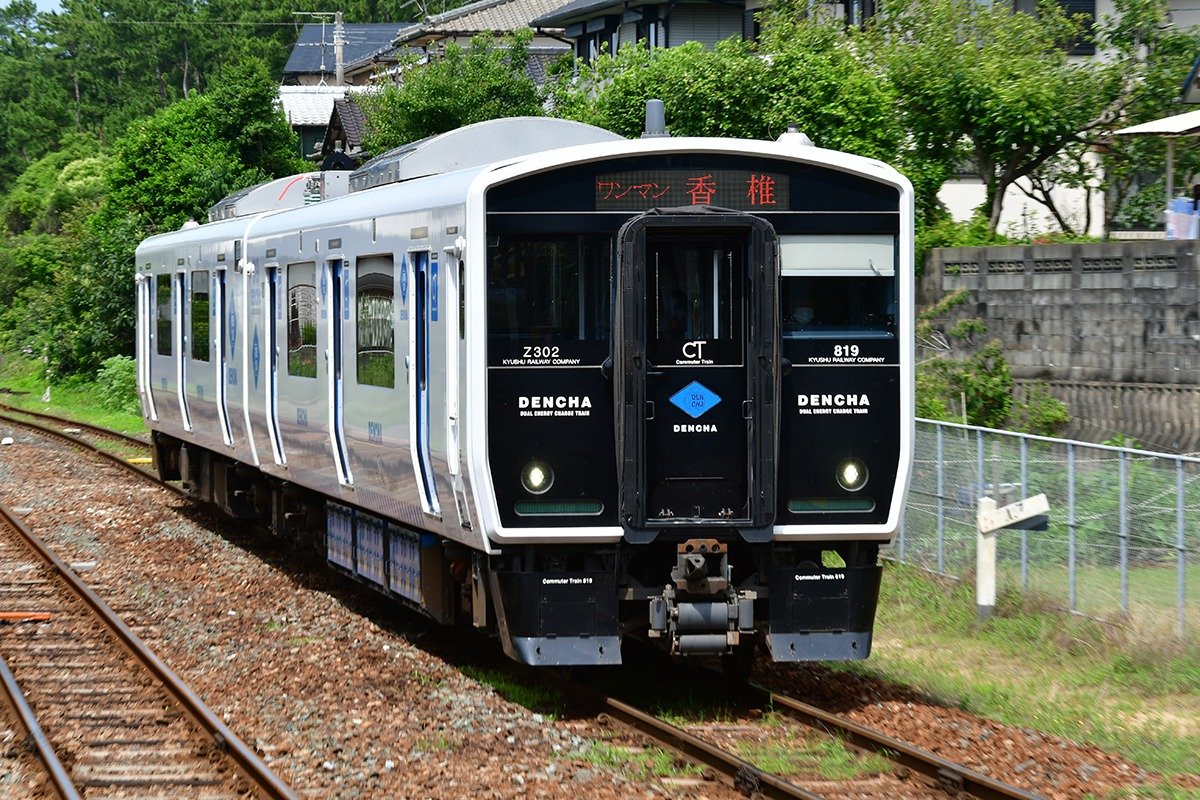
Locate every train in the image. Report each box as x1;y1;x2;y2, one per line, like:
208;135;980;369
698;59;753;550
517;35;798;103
135;107;914;666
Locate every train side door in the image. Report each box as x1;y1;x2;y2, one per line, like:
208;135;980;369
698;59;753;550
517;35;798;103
615;213;778;542
215;268;235;445
327;259;353;486
175;270;193;431
408;250;440;516
136;273;158;421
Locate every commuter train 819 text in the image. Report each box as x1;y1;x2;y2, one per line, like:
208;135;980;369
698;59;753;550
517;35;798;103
135;106;914;666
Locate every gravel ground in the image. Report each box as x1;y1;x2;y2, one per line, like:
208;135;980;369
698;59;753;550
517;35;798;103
0;426;740;800
1;422;1192;800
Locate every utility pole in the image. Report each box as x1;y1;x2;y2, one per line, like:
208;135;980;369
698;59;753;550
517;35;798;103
294;12;346;86
334;11;345;86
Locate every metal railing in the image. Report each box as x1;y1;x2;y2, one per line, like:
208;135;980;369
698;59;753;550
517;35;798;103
895;419;1198;641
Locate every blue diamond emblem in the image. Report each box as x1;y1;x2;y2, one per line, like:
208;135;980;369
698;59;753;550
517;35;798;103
670;381;721;419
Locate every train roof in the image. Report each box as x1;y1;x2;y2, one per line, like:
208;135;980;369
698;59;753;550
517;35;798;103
346;116;622;192
137;128;912;263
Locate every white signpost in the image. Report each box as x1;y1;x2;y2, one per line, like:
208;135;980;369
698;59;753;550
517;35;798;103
976;493;1049;619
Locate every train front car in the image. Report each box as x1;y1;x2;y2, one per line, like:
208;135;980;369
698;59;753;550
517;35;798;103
467;132;914;666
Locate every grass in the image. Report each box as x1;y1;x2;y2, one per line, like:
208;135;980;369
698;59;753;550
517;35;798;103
734;737;891;780
458;665;566;719
850;562;1200;787
1007;561;1200;638
0;354;146;436
578;742;703;780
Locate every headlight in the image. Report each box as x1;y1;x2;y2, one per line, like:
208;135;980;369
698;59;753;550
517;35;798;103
836;458;868;492
521;459;554;494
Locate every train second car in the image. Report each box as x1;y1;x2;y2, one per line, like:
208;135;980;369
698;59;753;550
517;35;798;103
136;112;914;666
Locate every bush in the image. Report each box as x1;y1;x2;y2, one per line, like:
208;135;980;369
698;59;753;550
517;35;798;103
95;356;138;414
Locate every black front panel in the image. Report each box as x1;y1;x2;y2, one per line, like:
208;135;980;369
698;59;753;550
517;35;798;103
487;233;618;528
487;367;617;525
486;152;901;533
778;274;900;525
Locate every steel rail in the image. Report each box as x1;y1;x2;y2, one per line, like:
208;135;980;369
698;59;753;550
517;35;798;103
535;668;826;800
0;485;294;799
0;402;147;449
749;683;1043;800
0;649;81;800
0;411;174;496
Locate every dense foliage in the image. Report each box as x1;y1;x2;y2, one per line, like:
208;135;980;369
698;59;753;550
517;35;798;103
0;55;304;377
359;31;545;154
0;0;1195;433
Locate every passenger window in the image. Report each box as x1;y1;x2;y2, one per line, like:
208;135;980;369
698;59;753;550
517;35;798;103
356;255;394;388
156;274;172;356
487;235;611;342
649;237;743;366
287;261;318;378
780;276;896;338
191;270;210;362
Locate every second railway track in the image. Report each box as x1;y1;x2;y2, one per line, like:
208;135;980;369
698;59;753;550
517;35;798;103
0;419;295;799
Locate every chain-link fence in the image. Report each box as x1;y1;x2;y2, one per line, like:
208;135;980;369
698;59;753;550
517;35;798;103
895;420;1199;641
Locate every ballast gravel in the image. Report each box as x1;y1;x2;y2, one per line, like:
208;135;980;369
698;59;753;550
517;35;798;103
0;421;1192;799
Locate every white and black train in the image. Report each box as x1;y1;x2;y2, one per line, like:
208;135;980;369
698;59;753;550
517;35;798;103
135;110;914;666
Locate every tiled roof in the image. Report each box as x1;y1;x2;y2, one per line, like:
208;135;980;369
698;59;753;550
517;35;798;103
277;85;369;127
531;0;614;26
333;98;369;150
283;23;410;78
394;0;566;43
525;45;569;84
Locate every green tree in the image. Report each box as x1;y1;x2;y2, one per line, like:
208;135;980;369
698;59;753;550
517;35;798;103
105;56;304;232
2;132;103;234
866;0;1113;234
757;12;902;161
3;57;305;377
0;1;72;191
550;38;771;139
359;31;546;153
1093;0;1200;230
550;16;901;158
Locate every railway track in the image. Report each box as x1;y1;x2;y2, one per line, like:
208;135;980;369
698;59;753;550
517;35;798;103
547;654;1045;800
0;424;295;798
0;408;1048;799
0;403;153;472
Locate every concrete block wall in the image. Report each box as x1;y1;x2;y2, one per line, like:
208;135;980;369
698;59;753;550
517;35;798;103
921;241;1200;451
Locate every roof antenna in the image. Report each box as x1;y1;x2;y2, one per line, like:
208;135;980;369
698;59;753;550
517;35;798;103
776;122;814;148
642;99;669;138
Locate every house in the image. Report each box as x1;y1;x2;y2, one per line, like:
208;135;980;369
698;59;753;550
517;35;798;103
533;0;755;62
319;98;371;170
277;85;372;160
283;23;410;86
342;0;572;85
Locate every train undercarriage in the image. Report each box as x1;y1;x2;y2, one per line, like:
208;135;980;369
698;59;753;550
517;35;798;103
154;431;883;667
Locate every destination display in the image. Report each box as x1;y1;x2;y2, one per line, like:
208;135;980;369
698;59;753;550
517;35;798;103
595;169;789;210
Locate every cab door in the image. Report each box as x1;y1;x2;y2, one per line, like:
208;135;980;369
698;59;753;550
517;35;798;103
614;212;779;543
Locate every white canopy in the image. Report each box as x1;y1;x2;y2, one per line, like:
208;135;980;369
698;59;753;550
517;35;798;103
1112;109;1200;211
1113;108;1200;137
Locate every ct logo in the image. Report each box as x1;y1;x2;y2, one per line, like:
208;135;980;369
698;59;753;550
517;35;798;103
682;340;707;359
